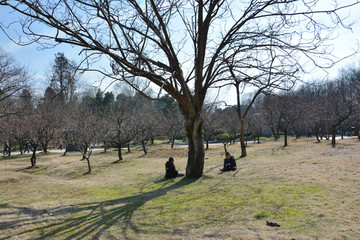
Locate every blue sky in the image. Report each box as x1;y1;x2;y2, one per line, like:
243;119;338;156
0;5;109;95
1;2;360;102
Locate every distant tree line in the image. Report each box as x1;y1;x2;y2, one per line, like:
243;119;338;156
1;50;360;173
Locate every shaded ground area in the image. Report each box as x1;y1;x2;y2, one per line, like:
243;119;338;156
1;138;360;239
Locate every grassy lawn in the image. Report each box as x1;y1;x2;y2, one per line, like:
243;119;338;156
1;138;360;239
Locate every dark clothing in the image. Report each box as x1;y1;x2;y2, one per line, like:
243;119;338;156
223;156;237;171
165;161;179;179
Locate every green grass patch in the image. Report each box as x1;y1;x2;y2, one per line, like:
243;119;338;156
2;140;358;239
254;211;268;219
87;178;326;235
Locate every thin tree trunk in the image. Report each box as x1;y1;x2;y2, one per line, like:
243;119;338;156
127;143;131;153
85;150;92;173
117;143;123;161
223;143;227;153
205;139;209;150
270;126;278;141
239;118;247;157
82;143;88;160
103;141;107;153
331;124;336;148
7;146;11;156
171;138;175;148
284;129;288;147
19;144;23;154
86;157;91;172
141;140;147;154
42;142;48;153
30;143;38;167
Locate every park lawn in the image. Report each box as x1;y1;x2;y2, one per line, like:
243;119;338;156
1;138;360;239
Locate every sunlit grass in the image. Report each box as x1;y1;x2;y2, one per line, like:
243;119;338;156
1;138;360;239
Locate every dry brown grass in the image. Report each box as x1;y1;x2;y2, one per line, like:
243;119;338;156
0;138;360;240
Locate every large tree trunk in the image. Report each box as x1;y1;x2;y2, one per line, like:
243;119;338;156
239;118;247;157
331;124;336;148
184;115;204;178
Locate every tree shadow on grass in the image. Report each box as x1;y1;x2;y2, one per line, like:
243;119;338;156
0;177;197;240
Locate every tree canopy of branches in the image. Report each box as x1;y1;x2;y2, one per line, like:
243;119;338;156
0;48;30;117
1;0;359;177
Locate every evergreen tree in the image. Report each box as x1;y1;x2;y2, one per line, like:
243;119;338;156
49;52;77;104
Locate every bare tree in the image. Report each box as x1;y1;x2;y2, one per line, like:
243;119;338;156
296;83;328;142
161;115;184;149
263;93;300;147
342;65;360;139
1;0;358;177
156;94;184;148
25;101;50;167
246;111;265;144
137;113;159;154
324;77;356;147
36;89;63;153
0;48;30;117
224;41;298;156
104;99;140;162
202;103;221;150
65;99;101;172
220;107;239;144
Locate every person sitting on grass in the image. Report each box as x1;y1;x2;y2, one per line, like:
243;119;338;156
221;152;237;172
165;157;184;179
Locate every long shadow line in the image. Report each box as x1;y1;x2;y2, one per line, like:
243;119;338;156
0;177;197;240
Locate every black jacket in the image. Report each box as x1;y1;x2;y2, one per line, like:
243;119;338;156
223;156;237;171
165;161;178;178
